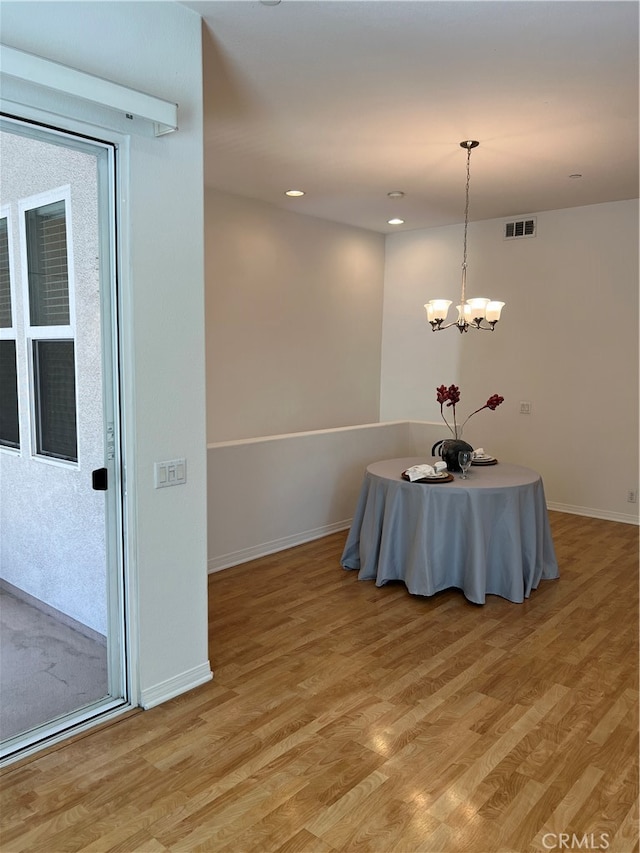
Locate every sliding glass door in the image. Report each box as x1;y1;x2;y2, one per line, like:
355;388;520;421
0;115;128;762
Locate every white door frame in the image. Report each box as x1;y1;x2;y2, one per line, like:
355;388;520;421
0;107;140;765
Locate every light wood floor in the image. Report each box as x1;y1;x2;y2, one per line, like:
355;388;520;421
1;512;638;853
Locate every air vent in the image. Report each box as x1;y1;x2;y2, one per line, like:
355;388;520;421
504;217;536;239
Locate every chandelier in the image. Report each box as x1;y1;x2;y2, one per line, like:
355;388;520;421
424;140;505;333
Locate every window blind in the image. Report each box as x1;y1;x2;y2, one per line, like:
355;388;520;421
25;201;70;327
0;218;11;328
33;339;77;461
0;340;19;448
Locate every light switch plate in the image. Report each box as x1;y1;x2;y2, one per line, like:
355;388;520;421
154;458;187;488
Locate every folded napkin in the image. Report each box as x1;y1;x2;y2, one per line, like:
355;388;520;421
405;461;448;481
472;448;486;458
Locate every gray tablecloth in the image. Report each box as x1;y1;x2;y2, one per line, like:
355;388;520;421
341;458;559;604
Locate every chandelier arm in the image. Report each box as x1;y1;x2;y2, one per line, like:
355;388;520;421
471;319;498;331
430;318;498;333
429;319;469;333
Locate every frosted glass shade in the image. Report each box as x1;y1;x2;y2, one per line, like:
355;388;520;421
466;297;490;319
456;303;471;322
425;299;451;322
486;301;505;322
425;297;504;330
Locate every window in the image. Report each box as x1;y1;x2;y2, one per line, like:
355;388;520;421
0;213;19;449
25;200;70;326
32;339;77;461
0;340;19;449
22;192;78;463
0;216;12;327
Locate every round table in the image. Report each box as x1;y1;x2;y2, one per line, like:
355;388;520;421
341;457;559;604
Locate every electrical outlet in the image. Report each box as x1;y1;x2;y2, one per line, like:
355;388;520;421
627;489;637;503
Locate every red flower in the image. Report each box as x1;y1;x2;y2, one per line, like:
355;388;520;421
446;384;460;407
436;384;505;439
436;385;449;405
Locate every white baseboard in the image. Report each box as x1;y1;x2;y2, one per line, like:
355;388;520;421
207;503;638;580
140;662;213;710
547;502;639;526
208;519;352;574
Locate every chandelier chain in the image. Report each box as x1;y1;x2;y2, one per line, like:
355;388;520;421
461;143;472;304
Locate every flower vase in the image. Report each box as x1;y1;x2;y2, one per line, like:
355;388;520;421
431;438;474;473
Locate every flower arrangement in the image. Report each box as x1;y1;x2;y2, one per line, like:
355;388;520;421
436;384;504;440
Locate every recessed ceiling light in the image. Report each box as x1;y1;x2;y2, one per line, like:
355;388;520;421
569;174;583;179
388;218;405;226
387;191;405;199
260;1;281;6
285;189;305;197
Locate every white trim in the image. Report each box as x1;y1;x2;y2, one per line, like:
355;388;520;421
0;204;20;452
207;420;414;450
0;115;135;763
140;663;213;710
547;501;639;526
0;204;16;340
18;185;79;464
207;502;638;578
208;519;352;574
0;45;177;136
18;185;76;340
113;133;142;710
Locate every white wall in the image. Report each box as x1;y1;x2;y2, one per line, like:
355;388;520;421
1;1;212;705
205;189;385;442
204;195;637;577
381;200;639;523
207;420;443;572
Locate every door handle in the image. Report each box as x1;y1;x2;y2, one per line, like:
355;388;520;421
92;468;108;490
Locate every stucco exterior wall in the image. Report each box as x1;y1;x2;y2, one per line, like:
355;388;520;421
0;129;107;635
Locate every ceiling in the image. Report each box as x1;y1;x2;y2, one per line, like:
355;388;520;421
183;0;639;233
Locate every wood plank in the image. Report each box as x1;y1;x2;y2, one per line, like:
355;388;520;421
0;512;637;852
